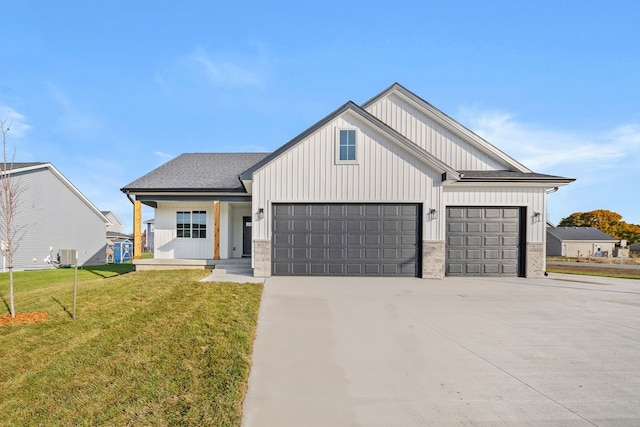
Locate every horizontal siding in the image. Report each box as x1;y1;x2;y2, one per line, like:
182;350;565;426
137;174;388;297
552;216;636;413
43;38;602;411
443;186;546;242
366;94;507;171
10;169;107;270
253;112;442;242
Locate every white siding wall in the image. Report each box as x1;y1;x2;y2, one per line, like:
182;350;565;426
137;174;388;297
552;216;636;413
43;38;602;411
253;112;443;242
562;242;616;258
10;168;107;269
229;204;251;258
443;186;547;242
366;94;507;171
154;201;214;259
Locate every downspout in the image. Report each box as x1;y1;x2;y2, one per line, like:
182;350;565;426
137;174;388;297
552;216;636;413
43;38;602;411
125;190;135;204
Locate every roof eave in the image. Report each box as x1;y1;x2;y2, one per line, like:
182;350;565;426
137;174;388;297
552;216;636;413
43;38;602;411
241;101;461;181
18;163;110;224
362;83;532;173
457;177;575;184
240;102;357;180
121;187;248;195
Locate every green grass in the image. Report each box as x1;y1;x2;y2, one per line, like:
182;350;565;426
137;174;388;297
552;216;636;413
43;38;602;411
547;264;640;280
0;267;263;426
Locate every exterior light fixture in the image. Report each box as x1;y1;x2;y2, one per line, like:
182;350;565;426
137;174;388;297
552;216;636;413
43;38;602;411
256;208;264;220
428;208;437;220
533;211;542;222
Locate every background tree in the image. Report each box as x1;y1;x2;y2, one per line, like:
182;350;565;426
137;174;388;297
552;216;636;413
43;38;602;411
559;209;640;244
0;118;26;318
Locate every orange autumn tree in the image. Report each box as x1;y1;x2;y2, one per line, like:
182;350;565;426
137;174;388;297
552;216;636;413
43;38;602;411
559;209;640;244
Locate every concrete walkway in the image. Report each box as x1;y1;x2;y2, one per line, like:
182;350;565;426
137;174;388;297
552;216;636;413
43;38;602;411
199;271;265;284
242;274;640;426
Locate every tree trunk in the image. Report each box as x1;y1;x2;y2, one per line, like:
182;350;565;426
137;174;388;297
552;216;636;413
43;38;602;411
9;268;15;317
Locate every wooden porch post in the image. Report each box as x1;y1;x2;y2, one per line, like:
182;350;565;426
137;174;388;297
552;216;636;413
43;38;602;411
213;200;220;260
134;200;142;260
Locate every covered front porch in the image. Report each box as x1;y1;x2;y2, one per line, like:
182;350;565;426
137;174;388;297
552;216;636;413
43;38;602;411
133;257;253;273
130;197;255;270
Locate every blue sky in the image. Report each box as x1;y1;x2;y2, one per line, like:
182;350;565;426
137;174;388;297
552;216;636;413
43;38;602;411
2;1;639;232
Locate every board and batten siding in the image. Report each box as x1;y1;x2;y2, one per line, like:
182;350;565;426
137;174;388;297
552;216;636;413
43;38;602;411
154;201;218;259
252;112;443;242
365;94;508;171
443;186;547;243
153;201;250;260
10;168;107;270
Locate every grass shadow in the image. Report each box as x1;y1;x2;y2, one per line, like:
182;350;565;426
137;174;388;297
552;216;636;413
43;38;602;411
1;295;9;314
81;264;134;279
51;296;73;319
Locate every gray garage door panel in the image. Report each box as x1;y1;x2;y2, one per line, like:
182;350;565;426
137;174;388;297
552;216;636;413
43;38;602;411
446;207;522;277
272;203;420;276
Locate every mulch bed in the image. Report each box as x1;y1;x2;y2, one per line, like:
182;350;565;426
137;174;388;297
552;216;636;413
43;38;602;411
0;312;48;326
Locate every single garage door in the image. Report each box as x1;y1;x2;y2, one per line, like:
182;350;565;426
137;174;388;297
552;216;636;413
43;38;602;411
446;207;524;277
272;203;420;276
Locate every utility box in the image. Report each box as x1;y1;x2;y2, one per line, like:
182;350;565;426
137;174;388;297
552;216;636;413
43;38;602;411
614;247;629;258
59;249;77;266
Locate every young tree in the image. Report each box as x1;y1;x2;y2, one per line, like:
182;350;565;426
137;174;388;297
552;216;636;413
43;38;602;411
0;118;26;318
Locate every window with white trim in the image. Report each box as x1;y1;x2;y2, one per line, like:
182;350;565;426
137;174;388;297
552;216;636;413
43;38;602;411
337;129;357;162
176;211;207;238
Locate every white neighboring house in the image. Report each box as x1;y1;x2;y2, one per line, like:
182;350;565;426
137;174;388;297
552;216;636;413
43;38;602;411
546;227;618;258
1;162;110;270
122;83;574;278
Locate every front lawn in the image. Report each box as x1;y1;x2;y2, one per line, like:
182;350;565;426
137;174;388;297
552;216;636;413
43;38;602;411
0;268;262;426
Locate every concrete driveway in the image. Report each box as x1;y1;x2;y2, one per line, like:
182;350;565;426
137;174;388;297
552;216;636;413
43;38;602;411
242;274;640;426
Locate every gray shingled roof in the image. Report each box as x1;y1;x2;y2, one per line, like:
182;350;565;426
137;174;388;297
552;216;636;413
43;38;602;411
547;227;617;241
1;162;47;172
121;153;270;192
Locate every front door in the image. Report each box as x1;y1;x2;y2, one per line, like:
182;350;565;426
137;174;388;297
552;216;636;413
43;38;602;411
242;216;252;257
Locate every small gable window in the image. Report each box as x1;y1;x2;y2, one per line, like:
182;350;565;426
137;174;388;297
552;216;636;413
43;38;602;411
338;129;357;162
177;211;207;238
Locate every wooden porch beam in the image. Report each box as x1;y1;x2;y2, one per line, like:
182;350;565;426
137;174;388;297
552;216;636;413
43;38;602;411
214;200;220;260
134;200;142;260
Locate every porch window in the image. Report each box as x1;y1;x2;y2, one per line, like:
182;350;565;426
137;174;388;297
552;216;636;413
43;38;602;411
176;211;207;238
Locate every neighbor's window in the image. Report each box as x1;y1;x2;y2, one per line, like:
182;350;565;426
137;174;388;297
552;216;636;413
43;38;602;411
338;129;357;162
176;211;207;238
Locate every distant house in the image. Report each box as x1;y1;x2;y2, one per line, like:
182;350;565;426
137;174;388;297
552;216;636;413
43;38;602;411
546;227;618;258
123;83;574;278
630;243;640;254
102;210;131;242
1;162;110;270
102;211;123;234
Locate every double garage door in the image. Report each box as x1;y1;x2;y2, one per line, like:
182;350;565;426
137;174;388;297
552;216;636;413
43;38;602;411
271;204;524;277
446;207;524;277
272;203;420;276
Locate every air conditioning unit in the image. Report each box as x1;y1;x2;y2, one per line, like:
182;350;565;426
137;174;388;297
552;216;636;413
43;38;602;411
58;249;77;266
